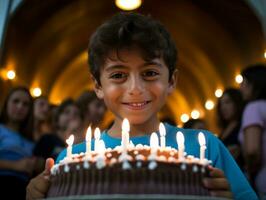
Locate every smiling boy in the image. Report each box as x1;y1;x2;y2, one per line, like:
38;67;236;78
26;12;258;200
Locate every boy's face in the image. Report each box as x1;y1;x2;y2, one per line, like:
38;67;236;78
94;48;176;126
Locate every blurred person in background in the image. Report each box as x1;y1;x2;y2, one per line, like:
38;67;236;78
238;64;266;198
33;96;53;142
0;87;36;199
33;99;82;160
76;90;106;129
217;88;244;169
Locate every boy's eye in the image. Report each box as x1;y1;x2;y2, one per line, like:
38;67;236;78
109;72;127;80
142;70;160;79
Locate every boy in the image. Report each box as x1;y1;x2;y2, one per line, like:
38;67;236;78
26;12;258;200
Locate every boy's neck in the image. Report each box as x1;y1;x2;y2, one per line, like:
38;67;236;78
107;117;161;138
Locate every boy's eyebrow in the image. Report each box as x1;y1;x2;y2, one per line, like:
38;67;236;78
143;61;163;68
105;61;163;72
105;65;129;72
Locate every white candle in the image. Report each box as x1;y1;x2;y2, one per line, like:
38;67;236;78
85;126;92;155
176;131;185;160
94;127;101;153
98;140;106;158
159;122;166;148
96;140;106;169
66;134;74;159
150;132;159;157
121;118;130;152
198;132;206;162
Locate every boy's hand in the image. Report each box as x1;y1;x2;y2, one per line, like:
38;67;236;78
26;158;54;200
203;166;233;199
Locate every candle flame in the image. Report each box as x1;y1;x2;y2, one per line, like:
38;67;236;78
176;131;184;146
66;134;74;146
122;118;130;133
150;132;159;148
86;126;92;141
94;127;101;140
198;132;206;146
159;122;166;136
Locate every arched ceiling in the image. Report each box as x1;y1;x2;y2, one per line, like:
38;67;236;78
1;0;265;130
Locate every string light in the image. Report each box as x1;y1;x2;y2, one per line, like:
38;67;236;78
215;89;223;98
205;100;214;110
115;0;142;10
6;70;16;80
31;87;42;97
235;74;243;84
191;110;200;119
180;114;189;123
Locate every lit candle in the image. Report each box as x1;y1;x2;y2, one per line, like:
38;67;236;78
176;131;185;160
198;132;206;162
159;123;166;148
94;127;101;153
121;118;130;152
98;140;106;158
150;132;159;158
85;126;92;155
96;140;106;169
66;134;74;159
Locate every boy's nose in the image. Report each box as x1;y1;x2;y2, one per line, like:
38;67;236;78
128;75;144;96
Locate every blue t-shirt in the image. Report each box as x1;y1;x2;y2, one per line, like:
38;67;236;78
56;123;258;200
0;124;34;180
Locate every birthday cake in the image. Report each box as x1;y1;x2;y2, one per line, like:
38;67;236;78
47;145;211;198
46;121;218;199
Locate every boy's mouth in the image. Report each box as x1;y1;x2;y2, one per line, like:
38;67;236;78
122;101;151;110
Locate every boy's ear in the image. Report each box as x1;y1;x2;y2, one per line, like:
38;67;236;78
167;69;178;95
91;75;104;99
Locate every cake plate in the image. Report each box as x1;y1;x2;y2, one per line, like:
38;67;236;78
46;194;232;200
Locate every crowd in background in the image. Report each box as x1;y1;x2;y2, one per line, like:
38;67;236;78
0;64;265;199
0;89;106;199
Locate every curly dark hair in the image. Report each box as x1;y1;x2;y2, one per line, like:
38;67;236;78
88;12;177;84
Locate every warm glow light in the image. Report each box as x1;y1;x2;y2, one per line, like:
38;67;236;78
198;132;206;146
115;0;142;10
205;100;214;110
235;74;243;84
66;134;74;146
122;118;130;133
32;87;42;97
6;70;16;80
215;89;223;98
264;50;266;59
191;110;200;119
180;114;189;123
